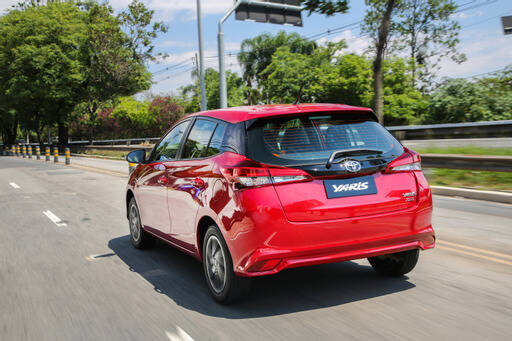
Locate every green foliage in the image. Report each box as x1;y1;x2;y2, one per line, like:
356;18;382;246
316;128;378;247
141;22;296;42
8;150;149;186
0;1;88;142
300;0;349;16
414;147;512;156
425;73;512;123
0;0;165;143
425;168;512;191
238;31;317;102
118;0;168;63
260;42;425;125
181;68;247;112
81;1;154;133
260;42;345;103
393;0;465;88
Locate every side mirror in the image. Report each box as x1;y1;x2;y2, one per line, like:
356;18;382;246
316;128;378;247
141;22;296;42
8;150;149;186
126;149;146;164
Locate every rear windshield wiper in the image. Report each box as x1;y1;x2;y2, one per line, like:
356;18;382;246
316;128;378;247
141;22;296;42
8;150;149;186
326;148;383;169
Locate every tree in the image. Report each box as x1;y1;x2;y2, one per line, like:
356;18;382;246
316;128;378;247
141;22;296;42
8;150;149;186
148;96;184;135
0;1;88;144
182;68;247;111
260;42;346;103
238;31;317;103
118;0;168;63
425;69;512;124
393;0;465;88
261;43;425;125
80;0;164;141
361;0;398;123
300;0;349;16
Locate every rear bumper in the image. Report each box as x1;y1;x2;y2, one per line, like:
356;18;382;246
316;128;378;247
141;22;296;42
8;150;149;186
235;226;435;277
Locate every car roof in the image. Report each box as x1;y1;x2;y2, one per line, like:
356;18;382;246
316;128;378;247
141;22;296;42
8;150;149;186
185;103;376;124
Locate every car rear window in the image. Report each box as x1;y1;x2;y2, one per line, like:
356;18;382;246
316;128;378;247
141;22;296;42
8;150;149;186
246;113;403;166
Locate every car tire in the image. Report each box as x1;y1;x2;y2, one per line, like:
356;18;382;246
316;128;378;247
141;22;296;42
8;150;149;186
128;198;155;249
368;249;419;276
203;225;251;304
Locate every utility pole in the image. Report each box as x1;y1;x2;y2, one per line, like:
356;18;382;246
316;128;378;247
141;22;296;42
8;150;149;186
196;0;207;111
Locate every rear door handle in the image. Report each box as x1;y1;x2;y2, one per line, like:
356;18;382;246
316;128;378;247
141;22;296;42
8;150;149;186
157;175;168;185
192;178;205;188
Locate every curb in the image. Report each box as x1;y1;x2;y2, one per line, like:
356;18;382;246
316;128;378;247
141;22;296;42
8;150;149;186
432;186;512;204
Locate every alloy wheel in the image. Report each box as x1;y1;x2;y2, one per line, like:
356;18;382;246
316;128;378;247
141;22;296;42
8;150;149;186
205;235;227;294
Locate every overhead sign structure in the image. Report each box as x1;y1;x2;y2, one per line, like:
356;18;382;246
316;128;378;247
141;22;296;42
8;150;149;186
235;0;303;27
218;0;304;109
502;16;512;35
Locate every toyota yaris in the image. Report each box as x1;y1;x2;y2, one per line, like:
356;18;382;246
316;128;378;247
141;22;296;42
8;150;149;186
126;104;435;303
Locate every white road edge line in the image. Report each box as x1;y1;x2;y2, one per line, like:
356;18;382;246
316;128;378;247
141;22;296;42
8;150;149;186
166;327;194;341
9;182;20;189
43;210;67;227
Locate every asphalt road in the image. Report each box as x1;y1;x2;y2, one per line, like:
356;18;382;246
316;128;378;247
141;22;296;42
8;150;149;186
1;156;511;341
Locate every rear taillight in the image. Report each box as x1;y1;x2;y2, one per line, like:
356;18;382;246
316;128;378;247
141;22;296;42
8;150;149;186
385;148;422;173
219;153;312;188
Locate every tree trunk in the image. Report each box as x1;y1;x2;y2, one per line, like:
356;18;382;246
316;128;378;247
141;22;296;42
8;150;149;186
58;121;69;146
372;0;397;124
1;119;18;145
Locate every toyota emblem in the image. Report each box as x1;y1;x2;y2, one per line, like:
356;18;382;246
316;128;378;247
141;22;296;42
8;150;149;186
344;160;361;173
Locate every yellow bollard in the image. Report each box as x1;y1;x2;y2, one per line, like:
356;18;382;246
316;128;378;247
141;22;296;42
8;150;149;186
28;145;32;159
53;147;59;163
45;147;50;162
16;145;20;157
65;148;70;165
36;146;41;160
22;145;26;158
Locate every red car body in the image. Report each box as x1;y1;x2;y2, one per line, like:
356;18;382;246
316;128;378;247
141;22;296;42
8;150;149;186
126;104;435;278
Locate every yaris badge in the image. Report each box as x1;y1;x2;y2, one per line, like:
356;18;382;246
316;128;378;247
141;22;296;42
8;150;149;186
344;160;361;173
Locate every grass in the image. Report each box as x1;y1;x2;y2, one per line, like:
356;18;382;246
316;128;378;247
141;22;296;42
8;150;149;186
415;147;512;191
77;149;128;159
425;168;512;192
414;147;512;156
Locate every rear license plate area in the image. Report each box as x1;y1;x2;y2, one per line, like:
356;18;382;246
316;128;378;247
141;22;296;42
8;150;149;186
324;176;377;199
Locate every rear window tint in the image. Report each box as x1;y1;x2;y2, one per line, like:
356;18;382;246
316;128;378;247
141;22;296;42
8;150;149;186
247;113;403;166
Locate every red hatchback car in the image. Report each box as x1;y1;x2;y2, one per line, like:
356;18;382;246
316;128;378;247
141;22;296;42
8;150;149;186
126;104;435;303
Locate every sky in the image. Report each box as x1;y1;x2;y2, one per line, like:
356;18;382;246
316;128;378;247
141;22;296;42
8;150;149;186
1;0;511;97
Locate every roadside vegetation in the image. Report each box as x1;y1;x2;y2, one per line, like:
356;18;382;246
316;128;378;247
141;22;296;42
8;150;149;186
415;147;512;156
0;0;511;145
425;169;512;192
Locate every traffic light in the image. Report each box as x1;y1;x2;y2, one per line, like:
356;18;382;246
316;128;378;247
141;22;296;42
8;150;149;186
236;0;303;27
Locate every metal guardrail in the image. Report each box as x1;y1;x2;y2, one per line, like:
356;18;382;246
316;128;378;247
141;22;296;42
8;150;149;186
2;120;511;148
388;120;512;140
68;137;160;146
421;154;512;172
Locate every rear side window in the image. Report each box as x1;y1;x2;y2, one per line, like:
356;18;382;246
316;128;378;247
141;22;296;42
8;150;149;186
247;113;403;166
181;119;226;159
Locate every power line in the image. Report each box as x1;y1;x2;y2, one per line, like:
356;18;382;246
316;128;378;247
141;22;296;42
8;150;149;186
153;67;196;83
154;0;500;86
152;59;194;75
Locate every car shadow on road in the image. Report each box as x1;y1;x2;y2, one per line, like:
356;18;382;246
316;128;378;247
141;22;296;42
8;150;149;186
109;235;415;319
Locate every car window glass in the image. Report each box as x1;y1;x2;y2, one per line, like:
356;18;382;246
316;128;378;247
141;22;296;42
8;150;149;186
182;119;217;159
153;121;189;161
247;113;403;166
205;124;226;157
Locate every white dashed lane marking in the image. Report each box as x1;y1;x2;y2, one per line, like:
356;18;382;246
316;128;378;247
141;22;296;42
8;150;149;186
9;182;20;189
166;327;194;341
43;210;67;227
